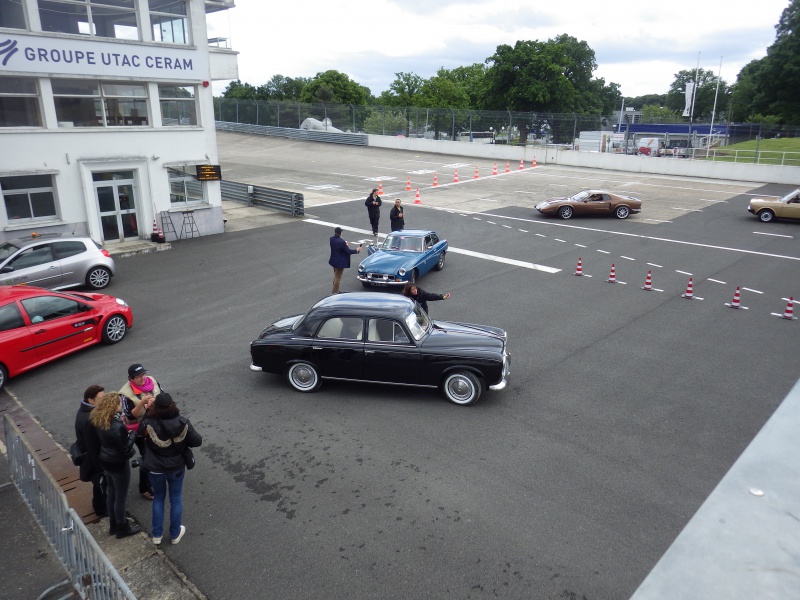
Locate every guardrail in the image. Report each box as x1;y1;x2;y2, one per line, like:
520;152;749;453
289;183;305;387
4;415;136;600
219;180;304;217
215;121;368;146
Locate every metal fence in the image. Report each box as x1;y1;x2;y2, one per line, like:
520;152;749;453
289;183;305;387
4;415;136;600
219;178;305;216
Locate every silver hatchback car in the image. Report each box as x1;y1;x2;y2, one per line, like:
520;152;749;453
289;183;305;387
0;234;115;290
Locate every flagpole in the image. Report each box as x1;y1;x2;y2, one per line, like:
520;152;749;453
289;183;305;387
708;56;723;150
689;52;701;149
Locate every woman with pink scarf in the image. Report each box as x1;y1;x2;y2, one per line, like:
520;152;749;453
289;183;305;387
119;363;162;500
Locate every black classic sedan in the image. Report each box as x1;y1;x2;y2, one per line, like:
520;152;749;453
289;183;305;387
250;293;509;406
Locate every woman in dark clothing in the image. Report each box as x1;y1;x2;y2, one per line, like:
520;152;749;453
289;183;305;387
402;282;451;314
75;384;107;517
90;391;140;538
139;393;202;546
365;189;382;236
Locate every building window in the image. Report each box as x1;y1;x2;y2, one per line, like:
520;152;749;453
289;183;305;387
0;0;27;29
52;79;149;127
168;167;203;205
39;0;139;40
159;85;196;125
1;175;58;221
0;77;42;127
149;0;189;45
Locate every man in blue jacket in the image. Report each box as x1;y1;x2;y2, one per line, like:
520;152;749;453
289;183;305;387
329;227;361;294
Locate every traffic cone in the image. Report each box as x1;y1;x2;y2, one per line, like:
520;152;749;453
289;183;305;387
726;287;742;309
681;277;694;299
505;160;510;173
433;172;438;187
414;188;421;204
532;156;538;168
453;170;459;183
519;159;524;170
150;220;159;242
778;297;797;320
574;258;584;276
156;225;165;243
377;181;384;196
641;271;653;291
474;166;480;179
606;264;617;283
492;163;498;176
405;177;411;191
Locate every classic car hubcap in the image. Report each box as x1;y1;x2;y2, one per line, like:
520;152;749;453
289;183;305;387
291;365;316;388
447;376;474;402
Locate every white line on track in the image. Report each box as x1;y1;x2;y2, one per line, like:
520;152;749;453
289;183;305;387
647;263;663;268
753;231;793;238
502;224;512;228
575;244;587;248
555;239;566;242
535;233;546;238
620;256;635;261
782;297;800;304
486;221;496;225
519;229;528;233
641;219;672;223
742;287;763;294
676;270;693;275
302;218;561;273
597;250;610;254
707;278;727;284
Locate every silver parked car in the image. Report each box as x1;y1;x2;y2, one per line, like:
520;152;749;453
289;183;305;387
0;234;115;290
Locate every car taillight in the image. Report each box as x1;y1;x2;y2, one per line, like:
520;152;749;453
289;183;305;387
100;249;111;257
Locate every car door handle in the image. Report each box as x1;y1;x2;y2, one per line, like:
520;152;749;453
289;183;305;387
35;329;47;334
49;266;58;270
312;346;322;350
365;350;375;354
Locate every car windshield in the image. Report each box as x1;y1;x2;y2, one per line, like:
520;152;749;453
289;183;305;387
0;242;21;262
383;235;423;252
405;305;430;340
780;189;800;203
571;191;591;201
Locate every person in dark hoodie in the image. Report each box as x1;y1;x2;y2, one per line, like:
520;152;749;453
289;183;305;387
91;391;140;538
139;392;202;546
75;384;108;517
402;282;451;314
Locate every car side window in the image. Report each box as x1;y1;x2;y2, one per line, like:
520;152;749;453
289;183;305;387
430;233;440;245
20;295;83;323
317;317;363;340
424;235;433;249
0;303;25;331
53;241;87;259
8;245;54;270
368;319;411;343
392;323;410;344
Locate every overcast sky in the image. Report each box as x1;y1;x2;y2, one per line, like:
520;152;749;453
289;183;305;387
207;0;790;102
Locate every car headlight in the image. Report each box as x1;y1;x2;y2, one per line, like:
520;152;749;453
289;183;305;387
398;268;407;276
115;298;128;307
358;265;365;272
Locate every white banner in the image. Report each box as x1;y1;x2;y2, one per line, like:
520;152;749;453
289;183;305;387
0;32;207;81
682;82;695;117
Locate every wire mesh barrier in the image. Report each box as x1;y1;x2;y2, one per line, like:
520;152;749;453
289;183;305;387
4;415;136;600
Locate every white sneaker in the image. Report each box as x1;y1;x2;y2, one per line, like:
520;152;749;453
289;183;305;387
171;525;186;545
153;536;162;545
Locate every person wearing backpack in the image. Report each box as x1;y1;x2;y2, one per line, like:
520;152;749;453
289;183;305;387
139;392;202;546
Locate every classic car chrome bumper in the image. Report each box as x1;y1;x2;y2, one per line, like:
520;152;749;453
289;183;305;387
249;363;263;372
357;275;406;286
489;353;510;391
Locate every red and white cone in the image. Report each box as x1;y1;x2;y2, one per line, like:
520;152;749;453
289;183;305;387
606;264;617;283
778;297;797;320
453;169;459;183
641;270;653;291
377;181;384;196
532;156;538;168
414;188;421;204
405;177;412;191
433;172;438;187
681;277;694;299
505;160;510;173
574;258;584;276
727;287;742;309
492;163;498;176
152;220;158;236
519;159;524;170
474;166;480;179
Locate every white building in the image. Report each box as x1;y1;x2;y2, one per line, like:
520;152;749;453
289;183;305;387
0;0;238;245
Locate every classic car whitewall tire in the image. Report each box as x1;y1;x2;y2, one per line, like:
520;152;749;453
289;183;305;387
442;370;482;406
287;361;321;392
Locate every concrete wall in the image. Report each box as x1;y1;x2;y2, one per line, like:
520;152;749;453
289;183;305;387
368;135;800;185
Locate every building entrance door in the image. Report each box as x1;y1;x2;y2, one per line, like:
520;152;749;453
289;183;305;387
93;172;139;243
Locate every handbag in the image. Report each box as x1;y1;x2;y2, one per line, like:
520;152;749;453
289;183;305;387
69;442;85;466
181;445;195;470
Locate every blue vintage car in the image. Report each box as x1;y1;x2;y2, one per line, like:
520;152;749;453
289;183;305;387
357;230;447;287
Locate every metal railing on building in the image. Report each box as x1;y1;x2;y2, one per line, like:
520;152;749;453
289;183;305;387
4;415;136;600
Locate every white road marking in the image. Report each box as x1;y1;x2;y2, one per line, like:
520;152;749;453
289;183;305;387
742;287;763;294
754;231;793;238
708;278;727;284
473;217;482;220
670;207;704;212
641;219;672;223
676;270;693;275
519;229;529;233
535;234;546;238
502;224;512;229
782;297;800;304
555;239;566;242
487;221;496;225
597;250;610;254
647;263;663;268
575;243;587;248
303;218;560;273
620;256;635;261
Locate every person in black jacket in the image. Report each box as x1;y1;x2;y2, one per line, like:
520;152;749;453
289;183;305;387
365;188;382;236
389;198;405;231
139;393;202;546
91;391;141;538
402;282;451;314
328;227;361;294
75;385;108;517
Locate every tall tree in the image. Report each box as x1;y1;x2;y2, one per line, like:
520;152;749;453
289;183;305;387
418;68;470;139
262;75;310;101
299;70;370;105
757;0;800;123
665;68;730;121
221;80;258;99
380;72;425;136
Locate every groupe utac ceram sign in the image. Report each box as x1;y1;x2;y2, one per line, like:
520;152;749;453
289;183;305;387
0;32;208;81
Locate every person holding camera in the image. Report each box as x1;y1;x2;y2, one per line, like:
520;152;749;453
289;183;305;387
90;391;141;538
119;363;162;501
139;393;202;546
328;226;362;294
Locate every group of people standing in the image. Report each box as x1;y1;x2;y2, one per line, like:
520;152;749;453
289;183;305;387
365;189;406;235
74;363;202;545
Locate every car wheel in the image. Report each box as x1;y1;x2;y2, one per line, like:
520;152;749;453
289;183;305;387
614;206;630;219
0;363;7;391
86;266;111;289
434;252;446;271
558;206;573;219
442;370;482;406
287;361;321;392
101;315;127;344
758;210;775;223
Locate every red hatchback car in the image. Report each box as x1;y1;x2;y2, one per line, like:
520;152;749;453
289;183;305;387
0;286;133;390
